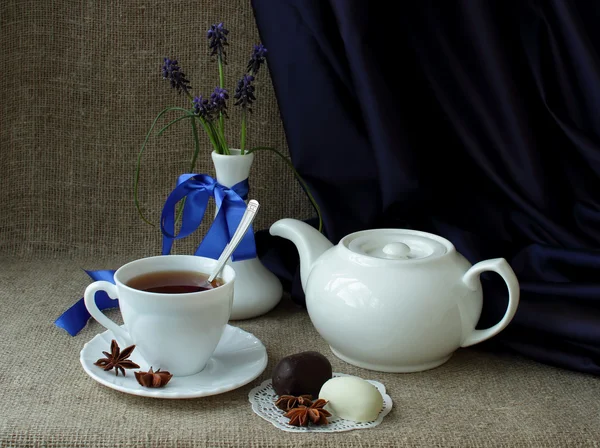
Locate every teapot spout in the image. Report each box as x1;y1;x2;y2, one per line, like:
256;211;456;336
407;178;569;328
269;218;333;292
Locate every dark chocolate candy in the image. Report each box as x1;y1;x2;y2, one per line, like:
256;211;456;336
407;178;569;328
272;351;333;397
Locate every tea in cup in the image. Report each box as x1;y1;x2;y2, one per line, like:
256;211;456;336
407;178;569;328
84;255;235;376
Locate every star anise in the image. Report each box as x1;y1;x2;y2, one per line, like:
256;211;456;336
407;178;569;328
94;339;140;376
284;399;332;427
275;394;313;411
134;367;173;388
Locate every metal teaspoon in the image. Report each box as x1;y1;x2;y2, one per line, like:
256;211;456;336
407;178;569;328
207;199;260;287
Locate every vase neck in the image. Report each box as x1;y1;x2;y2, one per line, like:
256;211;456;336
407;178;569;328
211;149;255;188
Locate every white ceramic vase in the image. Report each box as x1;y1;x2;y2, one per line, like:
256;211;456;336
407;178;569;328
211;149;283;320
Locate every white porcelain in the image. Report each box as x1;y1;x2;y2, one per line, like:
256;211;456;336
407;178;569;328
80;324;267;399
84;255;235;377
269;219;520;373
211;149;283;320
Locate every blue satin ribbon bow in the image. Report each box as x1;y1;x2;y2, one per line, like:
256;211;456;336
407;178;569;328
55;174;255;336
160;173;256;261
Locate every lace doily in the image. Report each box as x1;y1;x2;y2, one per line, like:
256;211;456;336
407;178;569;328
248;372;393;433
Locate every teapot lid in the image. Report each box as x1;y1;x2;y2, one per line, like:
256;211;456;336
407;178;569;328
345;229;450;261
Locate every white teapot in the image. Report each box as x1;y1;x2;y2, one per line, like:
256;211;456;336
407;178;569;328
269;219;520;372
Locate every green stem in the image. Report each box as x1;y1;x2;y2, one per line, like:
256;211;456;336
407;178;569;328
240;109;247;154
219;131;230;155
248;146;324;232
189;117;201;172
217;53;225;137
206;121;222;154
134;106;193;226
194;116;220;154
211;120;229;155
183;88;224;154
219;129;229;155
157;114;191;136
174;118;202;225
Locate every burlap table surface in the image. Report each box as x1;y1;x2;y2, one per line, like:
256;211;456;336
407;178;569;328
2;1;600;447
0;256;599;448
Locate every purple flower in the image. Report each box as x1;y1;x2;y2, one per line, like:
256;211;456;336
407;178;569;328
192;95;210;119
207;22;229;62
161;57;191;95
247;44;267;74
210;87;229;117
234;74;256;111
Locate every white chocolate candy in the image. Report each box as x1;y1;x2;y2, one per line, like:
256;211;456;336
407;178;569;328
318;376;383;423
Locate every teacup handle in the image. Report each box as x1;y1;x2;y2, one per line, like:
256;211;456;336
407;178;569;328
460;258;520;347
84;281;132;345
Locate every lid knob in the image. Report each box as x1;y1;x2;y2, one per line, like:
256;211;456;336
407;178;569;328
382;242;411;259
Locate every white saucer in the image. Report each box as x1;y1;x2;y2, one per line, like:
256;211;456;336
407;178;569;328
80;324;268;399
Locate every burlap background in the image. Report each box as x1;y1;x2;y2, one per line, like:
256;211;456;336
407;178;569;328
2;1;600;447
1;0;312;259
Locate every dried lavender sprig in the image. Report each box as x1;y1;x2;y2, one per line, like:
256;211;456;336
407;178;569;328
161;58;191;96
207;23;229;141
246;44;267;75
192;93;227;154
207;22;229;63
194;87;230;154
210;87;229;118
234;74;255;152
234;75;256;112
238;44;267;152
192;89;229;122
192;95;211;120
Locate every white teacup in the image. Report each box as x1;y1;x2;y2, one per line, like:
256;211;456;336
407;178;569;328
84;255;235;377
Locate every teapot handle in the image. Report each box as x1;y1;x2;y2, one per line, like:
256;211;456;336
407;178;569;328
460;258;520;347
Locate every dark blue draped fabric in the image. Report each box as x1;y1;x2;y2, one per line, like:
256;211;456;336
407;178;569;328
251;0;600;375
